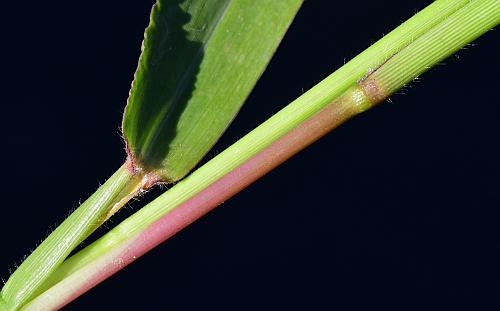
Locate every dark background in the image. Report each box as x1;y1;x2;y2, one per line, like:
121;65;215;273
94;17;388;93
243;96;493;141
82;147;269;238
0;0;499;310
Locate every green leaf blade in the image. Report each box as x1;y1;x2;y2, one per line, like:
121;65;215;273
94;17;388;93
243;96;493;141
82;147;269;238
123;0;303;182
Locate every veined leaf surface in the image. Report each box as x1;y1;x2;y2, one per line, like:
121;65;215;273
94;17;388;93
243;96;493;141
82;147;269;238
123;0;303;182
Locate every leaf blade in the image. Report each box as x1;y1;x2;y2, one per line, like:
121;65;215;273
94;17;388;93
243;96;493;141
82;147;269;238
123;0;303;182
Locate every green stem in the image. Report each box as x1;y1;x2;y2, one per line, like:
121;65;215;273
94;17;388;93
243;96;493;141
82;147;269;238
74;0;484;243
26;0;499;307
1;165;147;310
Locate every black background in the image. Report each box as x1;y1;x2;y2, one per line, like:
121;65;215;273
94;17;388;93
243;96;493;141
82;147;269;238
1;1;499;310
